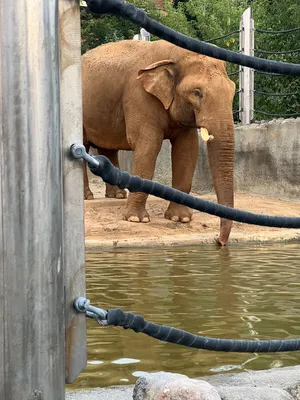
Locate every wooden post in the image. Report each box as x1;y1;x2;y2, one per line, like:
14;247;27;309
0;0;86;399
59;0;87;384
239;7;254;125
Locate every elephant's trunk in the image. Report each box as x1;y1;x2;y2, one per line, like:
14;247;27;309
206;122;235;246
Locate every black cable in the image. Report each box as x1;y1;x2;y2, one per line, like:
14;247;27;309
254;70;289;77
84;0;300;76
107;308;300;353
254;110;300;117
254;90;298;97
228;70;240;77
205;29;240;43
255;27;300;34
89;155;300;228
255;48;300;55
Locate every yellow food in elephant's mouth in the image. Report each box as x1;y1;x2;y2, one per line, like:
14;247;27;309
200;127;214;142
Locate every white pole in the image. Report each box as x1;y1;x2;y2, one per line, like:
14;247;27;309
239;7;255;125
133;28;151;41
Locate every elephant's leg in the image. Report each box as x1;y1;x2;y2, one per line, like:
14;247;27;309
123;134;163;223
165;129;198;223
83;140;95;200
98;148;127;199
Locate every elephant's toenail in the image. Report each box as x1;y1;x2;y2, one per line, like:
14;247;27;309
182;217;190;223
128;216;140;222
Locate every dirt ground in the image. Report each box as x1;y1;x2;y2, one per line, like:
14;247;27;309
85;174;300;249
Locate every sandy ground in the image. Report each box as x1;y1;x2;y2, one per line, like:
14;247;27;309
85;174;300;249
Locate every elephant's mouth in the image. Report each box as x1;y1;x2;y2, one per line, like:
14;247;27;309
199;127;214;142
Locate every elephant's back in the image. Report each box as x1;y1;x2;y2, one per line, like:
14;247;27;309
82;40;176;77
82;41;149;104
81;40;175;111
81;40;179;147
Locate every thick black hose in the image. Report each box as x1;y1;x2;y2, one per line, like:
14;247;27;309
89;155;300;228
84;0;300;76
107;308;300;352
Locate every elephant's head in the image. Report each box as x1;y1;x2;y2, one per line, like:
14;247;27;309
137;55;235;245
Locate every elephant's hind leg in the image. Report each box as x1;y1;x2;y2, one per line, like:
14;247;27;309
98;148;127;199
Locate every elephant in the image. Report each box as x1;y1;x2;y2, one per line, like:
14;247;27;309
82;39;235;245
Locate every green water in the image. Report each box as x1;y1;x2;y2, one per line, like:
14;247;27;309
71;243;300;388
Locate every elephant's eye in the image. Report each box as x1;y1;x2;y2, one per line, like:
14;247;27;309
193;89;202;97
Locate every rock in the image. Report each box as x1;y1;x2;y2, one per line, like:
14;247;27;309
289;384;300;400
202;365;300;392
217;386;294;400
133;372;221;400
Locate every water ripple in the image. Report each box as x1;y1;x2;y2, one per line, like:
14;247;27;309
69;243;300;389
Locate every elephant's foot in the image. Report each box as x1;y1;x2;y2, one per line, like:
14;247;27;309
214;236;227;246
123;206;150;223
84;188;94;200
105;184;127;199
165;204;192;223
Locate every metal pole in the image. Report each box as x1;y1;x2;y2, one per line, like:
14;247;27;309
0;0;86;398
239;7;255;125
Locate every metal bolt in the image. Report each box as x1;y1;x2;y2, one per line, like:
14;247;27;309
73;297;90;312
70;143;100;168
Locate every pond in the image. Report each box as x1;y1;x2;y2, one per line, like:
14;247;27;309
71;243;300;388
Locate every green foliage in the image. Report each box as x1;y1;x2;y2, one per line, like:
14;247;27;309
250;0;300;120
80;0;193;54
182;0;247;41
80;0;300;121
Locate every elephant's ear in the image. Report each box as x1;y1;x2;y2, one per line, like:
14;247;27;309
137;60;176;110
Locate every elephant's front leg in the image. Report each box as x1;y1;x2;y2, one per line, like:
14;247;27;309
123;135;163;223
165;129;199;223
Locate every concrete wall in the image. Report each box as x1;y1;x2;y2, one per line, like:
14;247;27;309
119;118;300;201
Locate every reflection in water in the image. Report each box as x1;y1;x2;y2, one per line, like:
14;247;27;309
69;243;300;389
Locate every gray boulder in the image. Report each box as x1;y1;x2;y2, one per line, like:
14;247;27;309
133;372;221;400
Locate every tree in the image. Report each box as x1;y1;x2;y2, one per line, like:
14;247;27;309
80;0;194;54
250;0;300;119
80;0;300;120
